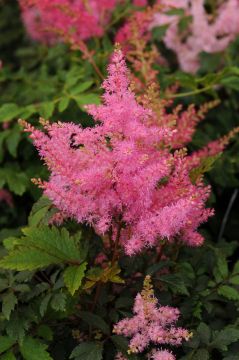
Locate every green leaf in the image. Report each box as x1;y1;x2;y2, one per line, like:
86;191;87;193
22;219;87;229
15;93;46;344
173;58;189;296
70;342;103;360
199;52;222;73
74;94;100;109
146;260;173;275
152;25;168;40
111;335;129;354
37;325;53;341
69;81;93;95
19;104;37;119
0;249;60;271
166;8;185;16
0;337;15;355
0;351;16;360
211;328;239;351
63;262;87;295
193;349;210;360
6;313;30;342
0;166;29;195
229;275;239;285
58;97;70;112
7;171;29;195
0;226;83;271
218;285;239;300
0;103;21;122
220;76;239;91
40;293;52;317
159;273;189;295
233;261;239;275
66;68;84;87
197;323;211;345
2;292;18;320
13;284;30;293
6;125;21;157
0;130;9;162
21;226;82;262
50;293;66;312
178;15;192;33
217;256;229;279
39;102;55;119
19;336;53;360
28;196;52;227
78;311;110;335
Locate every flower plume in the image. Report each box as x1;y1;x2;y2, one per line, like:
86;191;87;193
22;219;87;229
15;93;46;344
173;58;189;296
22;48;213;255
114;276;190;357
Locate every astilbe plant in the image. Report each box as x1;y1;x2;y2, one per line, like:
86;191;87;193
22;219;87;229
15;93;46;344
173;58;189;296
19;0;120;44
114;275;191;358
21;48;214;256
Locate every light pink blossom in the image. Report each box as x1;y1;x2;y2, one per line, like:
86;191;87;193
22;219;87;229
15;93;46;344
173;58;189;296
151;0;239;73
114;276;190;355
151;349;175;360
114;352;128;360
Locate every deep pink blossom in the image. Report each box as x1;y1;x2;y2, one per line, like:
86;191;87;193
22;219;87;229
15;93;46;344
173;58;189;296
133;0;147;6
22;49;213;255
19;0;119;43
187;126;239;170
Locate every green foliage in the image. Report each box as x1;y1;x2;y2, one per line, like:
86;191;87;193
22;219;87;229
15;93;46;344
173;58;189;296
63;262;87;295
0;337;15;355
0;2;239;360
70;342;103;360
0;226;85;270
2;292;18;320
19;336;53;360
0;104;22;123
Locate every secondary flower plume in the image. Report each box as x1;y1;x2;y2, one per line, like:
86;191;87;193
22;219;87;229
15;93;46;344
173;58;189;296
151;0;239;73
22;48;213;255
114;276;190;357
19;0;119;43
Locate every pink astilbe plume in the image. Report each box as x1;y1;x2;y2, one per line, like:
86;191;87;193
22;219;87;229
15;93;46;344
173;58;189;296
19;0;119;44
150;0;239;73
114;352;128;360
150;349;175;360
133;0;147;6
115;4;156;53
114;276;190;355
22;48;213;255
187;126;239;170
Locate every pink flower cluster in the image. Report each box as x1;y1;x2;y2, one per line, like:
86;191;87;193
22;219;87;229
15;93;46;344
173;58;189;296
188;126;239;169
115;352;127;360
150;349;176;360
114;276;190;357
19;0;119;43
151;0;239;73
23;49;213;255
